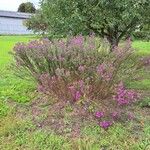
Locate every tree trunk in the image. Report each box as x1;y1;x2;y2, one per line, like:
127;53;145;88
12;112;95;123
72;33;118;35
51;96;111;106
107;37;119;52
110;40;119;51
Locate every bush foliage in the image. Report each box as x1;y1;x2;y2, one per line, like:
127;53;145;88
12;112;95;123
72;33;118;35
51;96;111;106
12;35;149;128
133;31;150;41
12;35;146;100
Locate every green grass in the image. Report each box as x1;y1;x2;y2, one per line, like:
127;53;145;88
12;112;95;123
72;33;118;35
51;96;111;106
133;40;150;55
132;41;150;92
0;36;37;117
0;116;70;150
0;36;150;149
128;79;150;90
0;114;149;150
0;36;36;67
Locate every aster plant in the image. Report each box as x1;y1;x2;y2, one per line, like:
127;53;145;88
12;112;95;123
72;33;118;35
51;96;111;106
12;35;149;129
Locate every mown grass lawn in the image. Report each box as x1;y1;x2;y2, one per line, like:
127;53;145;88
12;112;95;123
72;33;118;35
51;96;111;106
0;36;37;67
0;36;150;150
133;40;150;55
0;36;37;116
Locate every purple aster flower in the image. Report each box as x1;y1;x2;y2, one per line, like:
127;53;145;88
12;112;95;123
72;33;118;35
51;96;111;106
114;81;138;106
95;111;104;118
75;91;81;101
99;121;112;129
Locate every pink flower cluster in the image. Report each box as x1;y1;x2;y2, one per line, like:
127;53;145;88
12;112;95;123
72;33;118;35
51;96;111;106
97;63;114;81
95;111;112;130
95;110;135;130
68;80;85;101
95;111;104;118
114;82;139;106
99;121;112;130
70;35;84;49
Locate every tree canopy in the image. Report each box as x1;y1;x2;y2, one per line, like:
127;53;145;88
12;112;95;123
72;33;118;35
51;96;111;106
18;2;36;13
25;10;48;35
27;0;150;48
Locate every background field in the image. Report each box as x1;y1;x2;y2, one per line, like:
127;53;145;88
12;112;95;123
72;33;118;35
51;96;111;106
0;36;150;149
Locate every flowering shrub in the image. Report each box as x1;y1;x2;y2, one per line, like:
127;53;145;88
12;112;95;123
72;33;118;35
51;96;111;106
113;82;139;106
12;35;144;105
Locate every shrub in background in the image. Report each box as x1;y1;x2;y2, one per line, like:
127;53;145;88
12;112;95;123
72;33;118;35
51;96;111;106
133;31;150;41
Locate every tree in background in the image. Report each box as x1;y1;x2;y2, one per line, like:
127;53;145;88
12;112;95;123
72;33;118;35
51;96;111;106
18;2;36;13
27;0;150;49
25;10;48;35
